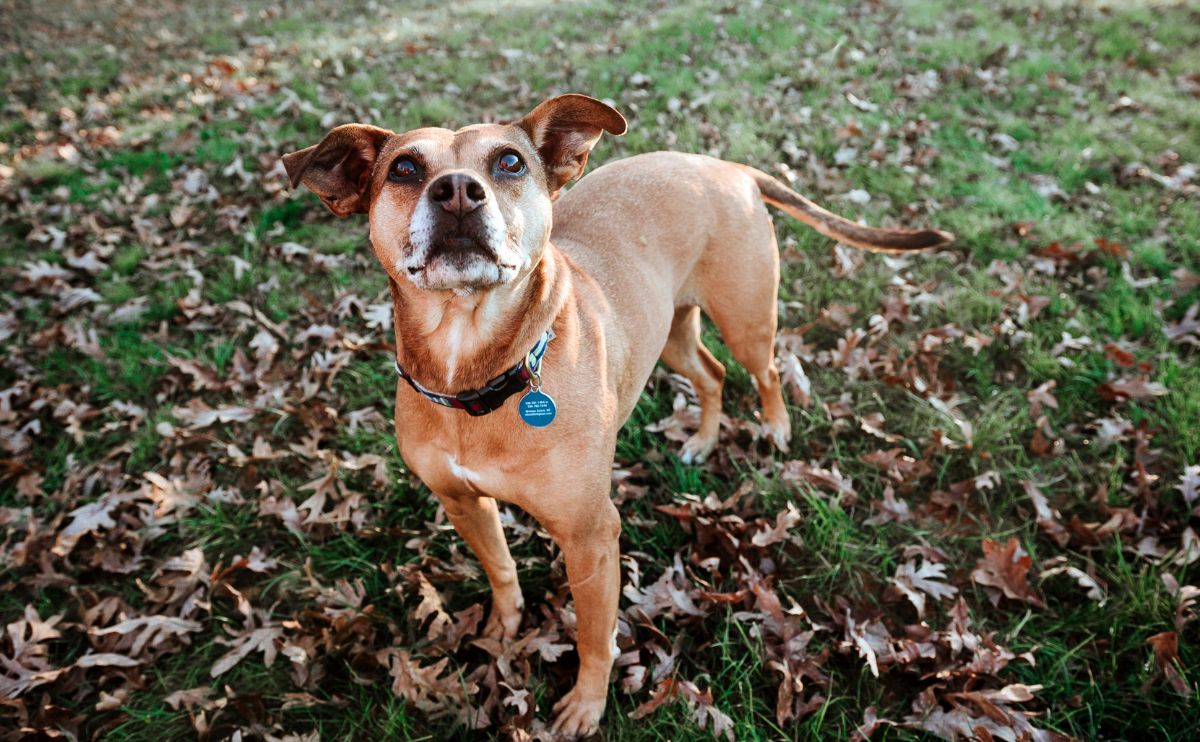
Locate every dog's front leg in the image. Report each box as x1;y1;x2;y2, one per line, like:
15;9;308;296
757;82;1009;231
439;493;524;640
527;486;621;738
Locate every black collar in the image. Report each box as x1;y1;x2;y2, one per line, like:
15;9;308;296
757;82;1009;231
393;329;554;417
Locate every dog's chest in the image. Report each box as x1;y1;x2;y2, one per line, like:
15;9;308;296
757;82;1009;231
439;453;490;489
402;438;516;500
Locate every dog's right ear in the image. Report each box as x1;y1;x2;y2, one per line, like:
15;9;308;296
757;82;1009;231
281;124;393;216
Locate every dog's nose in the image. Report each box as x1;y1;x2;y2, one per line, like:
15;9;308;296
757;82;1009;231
428;173;486;216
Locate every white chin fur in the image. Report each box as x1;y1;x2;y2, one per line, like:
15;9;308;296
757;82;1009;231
401;196;529;291
407;254;520;292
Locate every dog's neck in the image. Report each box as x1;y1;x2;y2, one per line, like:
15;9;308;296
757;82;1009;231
389;244;569;393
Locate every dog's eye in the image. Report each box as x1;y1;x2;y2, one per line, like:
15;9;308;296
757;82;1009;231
389;156;422;182
495;152;526;175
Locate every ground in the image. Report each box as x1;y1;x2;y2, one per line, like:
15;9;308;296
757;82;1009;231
2;0;1199;740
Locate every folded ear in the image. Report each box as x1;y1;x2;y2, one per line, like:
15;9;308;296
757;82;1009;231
515;94;627;196
281;124;393;216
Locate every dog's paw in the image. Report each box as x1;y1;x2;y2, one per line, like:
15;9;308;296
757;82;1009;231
549;685;605;739
680;433;717;465
481;595;523;641
762;419;791;453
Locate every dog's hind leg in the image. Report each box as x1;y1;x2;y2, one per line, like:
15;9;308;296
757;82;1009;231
731;334;791;452
700;214;791;452
439;493;524;640
660;305;726;464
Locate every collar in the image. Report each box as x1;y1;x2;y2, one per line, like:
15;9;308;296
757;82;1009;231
394;329;555;416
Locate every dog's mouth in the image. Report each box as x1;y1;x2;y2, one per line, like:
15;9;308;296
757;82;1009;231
404;229;520;291
407;236;515;274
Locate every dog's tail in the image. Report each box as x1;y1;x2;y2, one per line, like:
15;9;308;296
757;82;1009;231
740;165;954;253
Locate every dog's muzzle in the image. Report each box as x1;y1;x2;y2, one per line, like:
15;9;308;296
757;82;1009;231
405;174;517;289
422;174;501;262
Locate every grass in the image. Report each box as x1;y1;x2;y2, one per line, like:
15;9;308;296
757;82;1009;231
2;0;1200;740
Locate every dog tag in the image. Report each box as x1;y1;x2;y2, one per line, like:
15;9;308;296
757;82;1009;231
519;389;557;427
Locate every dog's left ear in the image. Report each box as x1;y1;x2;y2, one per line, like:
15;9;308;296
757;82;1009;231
516;94;627;195
282;124;393;216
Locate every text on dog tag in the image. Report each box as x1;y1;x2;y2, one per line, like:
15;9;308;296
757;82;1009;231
519;389;557;427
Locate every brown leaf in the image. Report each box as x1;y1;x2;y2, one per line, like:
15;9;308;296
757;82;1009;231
210;613;283;677
378;648;476;714
644;392;702;444
778;351;812;408
1038;557;1107;606
90;615;203;657
819;302;858;329
1026;381;1058;417
907;684;1066;742
1023;481;1070;547
751;502;802;547
780;460;857;501
1177;465;1200;509
891;559;958;618
1096;376;1168;402
631;677;734;740
862;448;930;484
864;486;913;526
1164;304;1200;347
74;652;141;668
971;538;1046;608
1146;631;1193;696
95;687;129;711
164;686;213;710
860;412;901;443
410;573;452;641
1094;237;1128;258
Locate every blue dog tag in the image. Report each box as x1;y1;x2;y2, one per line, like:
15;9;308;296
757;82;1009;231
519;389;557;427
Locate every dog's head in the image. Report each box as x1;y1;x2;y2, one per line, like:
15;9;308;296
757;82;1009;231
282;94;626;293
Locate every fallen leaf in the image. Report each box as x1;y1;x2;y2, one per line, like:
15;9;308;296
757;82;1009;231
891;559;958;618
971;538;1046;608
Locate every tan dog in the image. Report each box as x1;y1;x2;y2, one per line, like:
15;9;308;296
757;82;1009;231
283;94;951;737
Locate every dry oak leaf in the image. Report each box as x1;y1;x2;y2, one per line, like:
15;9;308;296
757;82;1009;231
210;614;283;677
51;492;139;556
922;683;1065;742
410;572;452;641
631;677;735;741
862;448;930;484
643;392;702;444
865;486;913;526
891;559;958;618
378;648;476;713
1038;556;1107;606
164;686;214;710
1163;303;1199;347
171;400;256;429
778;350;812;408
1096;376;1168;402
73;652;141;668
971;538;1046;609
1023;481;1070;548
780;459;857;501
90;615;204;656
95;687;129;711
1176;464;1200;508
751;501;803;547
1161;573;1200;631
0;606;66;697
1146;631;1193;697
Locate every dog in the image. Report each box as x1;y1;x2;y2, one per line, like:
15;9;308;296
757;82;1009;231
282;94;952;737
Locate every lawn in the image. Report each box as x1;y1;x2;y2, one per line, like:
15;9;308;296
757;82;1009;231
2;0;1199;739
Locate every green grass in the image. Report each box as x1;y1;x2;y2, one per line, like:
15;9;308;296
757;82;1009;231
2;0;1200;740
